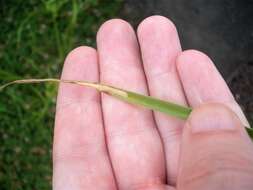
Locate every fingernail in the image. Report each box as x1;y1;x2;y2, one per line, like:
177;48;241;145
189;105;238;133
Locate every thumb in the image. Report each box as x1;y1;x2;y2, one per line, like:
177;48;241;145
177;103;253;190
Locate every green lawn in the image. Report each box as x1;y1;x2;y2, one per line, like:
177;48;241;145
0;0;122;189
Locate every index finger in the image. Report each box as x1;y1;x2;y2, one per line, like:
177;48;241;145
176;50;249;126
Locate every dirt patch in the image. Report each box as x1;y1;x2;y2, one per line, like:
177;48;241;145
227;62;253;124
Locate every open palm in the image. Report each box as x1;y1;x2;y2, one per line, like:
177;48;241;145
53;16;252;190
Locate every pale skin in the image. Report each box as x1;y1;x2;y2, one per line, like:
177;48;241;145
53;16;253;190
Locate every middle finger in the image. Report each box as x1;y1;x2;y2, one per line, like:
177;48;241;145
97;19;166;190
137;16;187;185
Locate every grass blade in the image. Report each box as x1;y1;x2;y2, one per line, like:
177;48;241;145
115;90;192;119
1;78;252;139
246;127;253;139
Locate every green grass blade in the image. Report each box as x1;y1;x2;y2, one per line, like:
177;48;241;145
113;89;192;119
0;78;252;139
246;127;253;139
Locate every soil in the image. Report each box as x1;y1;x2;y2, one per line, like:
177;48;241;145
227;62;253;124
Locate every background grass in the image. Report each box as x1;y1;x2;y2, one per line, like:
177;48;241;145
0;0;122;189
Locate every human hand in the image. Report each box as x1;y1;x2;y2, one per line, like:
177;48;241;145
53;16;253;190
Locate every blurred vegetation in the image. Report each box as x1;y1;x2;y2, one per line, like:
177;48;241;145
0;0;122;189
